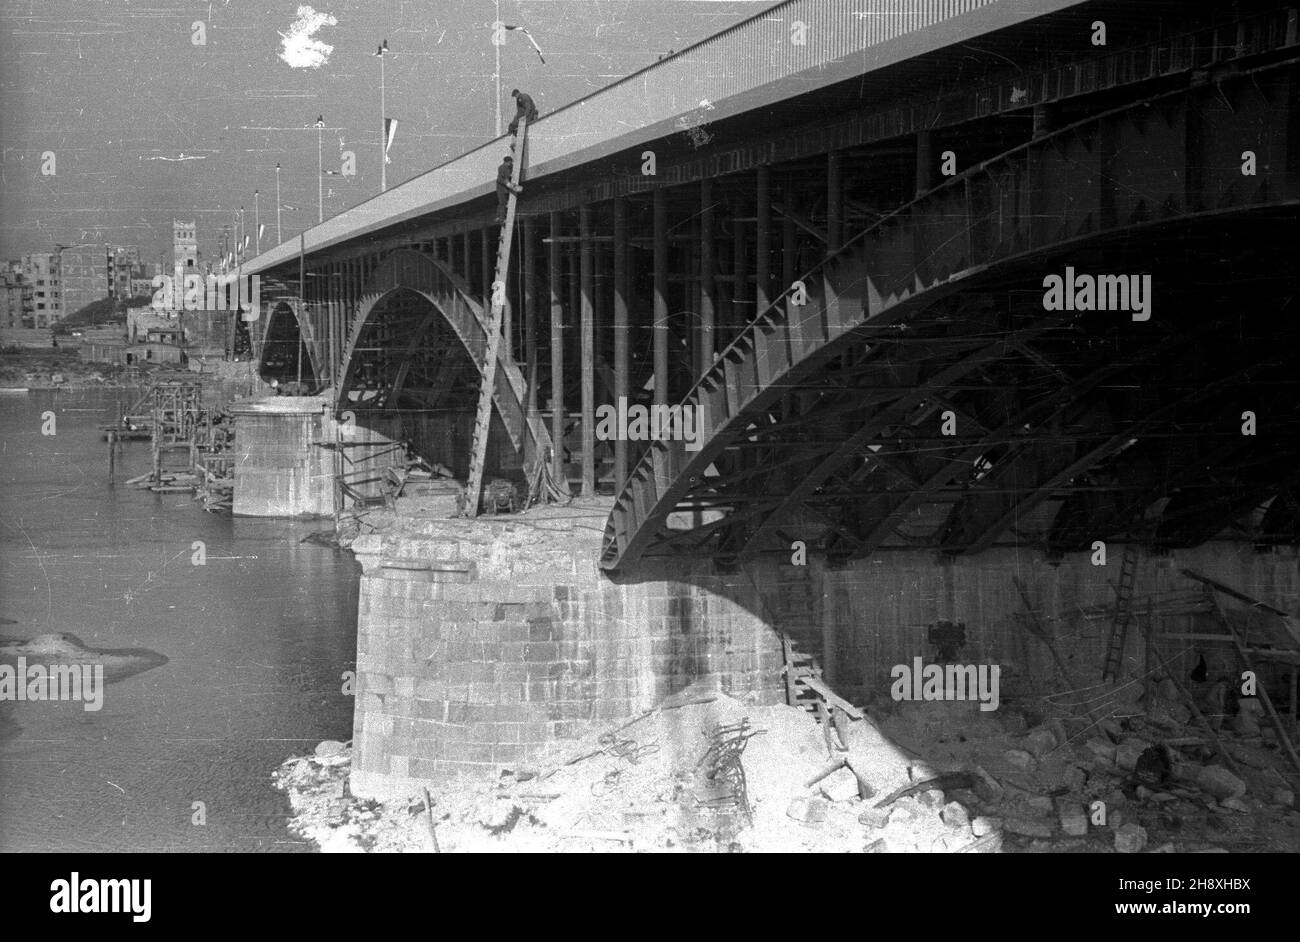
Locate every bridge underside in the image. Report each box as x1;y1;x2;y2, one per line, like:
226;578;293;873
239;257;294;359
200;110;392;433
258;300;317;390
653;211;1300;567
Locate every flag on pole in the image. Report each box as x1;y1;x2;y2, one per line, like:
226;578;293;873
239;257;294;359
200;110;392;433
241;235;249;251
384;118;398;164
258;223;266;240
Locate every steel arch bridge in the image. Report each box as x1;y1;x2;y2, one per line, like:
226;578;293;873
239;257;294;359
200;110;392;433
599;59;1300;571
241;5;1300;574
255;248;560;480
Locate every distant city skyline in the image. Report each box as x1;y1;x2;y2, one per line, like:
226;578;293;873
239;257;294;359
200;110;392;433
0;1;772;265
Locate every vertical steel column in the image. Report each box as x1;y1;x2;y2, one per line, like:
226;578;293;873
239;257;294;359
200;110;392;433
653;188;668;407
612;197;628;494
915;130;934;198
1032;104;1054;139
756;164;771;316
567;240;579;342
522;216;537;415
548;211;564;480
782;192;795;295
579;206;595;497
827;150;843;256
328;261;337;388
733;205;748;337
480;228;491;303
699;178;715;378
297;233;305;388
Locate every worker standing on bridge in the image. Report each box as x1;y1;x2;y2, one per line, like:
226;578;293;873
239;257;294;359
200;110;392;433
507;88;538;135
496;154;522;223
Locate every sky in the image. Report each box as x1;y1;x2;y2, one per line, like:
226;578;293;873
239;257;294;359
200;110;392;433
0;0;773;266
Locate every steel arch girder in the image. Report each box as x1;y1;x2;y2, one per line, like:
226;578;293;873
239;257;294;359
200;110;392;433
338;247;559;482
258;295;324;382
600;59;1300;572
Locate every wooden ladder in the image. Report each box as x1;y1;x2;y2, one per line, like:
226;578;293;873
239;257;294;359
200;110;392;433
464;116;527;517
1102;543;1140;681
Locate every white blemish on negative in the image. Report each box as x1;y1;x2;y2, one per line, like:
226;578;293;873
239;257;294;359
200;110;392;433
278;5;338;69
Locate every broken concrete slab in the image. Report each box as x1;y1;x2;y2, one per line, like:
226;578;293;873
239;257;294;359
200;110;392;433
916;789;945;810
1196;765;1246;801
1023;726;1058;758
1085;739;1117;764
1116;737;1154;772
787;796;829;824
941;801;970;831
1234;698;1263;735
1004;748;1036;771
971;815;1000;837
1114;822;1148;853
1064;765;1088;792
1000;712;1029;736
1026;795;1054;814
858;807;892;829
1146;699;1192;730
1058;804;1088;836
1003;817;1054;839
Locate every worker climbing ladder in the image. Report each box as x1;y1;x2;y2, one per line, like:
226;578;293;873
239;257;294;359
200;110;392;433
1102;543;1141;681
464;116;528;517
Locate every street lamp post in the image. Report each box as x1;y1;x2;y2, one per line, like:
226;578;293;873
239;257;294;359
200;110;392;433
275;163;283;244
490;9;545;138
315;115;325;224
494;0;502;137
377;39;389;192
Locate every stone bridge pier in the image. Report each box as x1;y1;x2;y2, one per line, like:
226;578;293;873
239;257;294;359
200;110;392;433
346;511;786;797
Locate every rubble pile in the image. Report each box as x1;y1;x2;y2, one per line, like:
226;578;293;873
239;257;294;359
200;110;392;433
274;681;1000;853
866;673;1300;853
273;672;1300;852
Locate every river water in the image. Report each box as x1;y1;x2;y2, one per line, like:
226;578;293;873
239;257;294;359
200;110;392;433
0;387;359;852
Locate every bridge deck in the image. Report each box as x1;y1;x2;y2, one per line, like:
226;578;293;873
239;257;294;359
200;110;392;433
245;0;1083;272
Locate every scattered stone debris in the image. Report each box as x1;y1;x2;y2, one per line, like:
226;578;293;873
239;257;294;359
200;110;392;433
273;666;1300;852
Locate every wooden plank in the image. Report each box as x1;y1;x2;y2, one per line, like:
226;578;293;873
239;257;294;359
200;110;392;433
800;674;863;719
1181;568;1293;618
465;116;529;515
